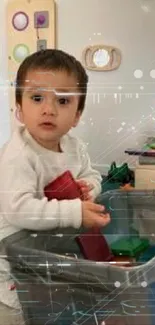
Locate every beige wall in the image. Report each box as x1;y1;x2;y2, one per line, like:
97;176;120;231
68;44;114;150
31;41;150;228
55;0;155;172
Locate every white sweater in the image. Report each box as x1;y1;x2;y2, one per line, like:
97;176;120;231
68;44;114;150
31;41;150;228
0;126;101;237
0;126;102;308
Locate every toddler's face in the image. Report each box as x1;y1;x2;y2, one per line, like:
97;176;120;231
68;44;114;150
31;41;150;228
17;69;81;151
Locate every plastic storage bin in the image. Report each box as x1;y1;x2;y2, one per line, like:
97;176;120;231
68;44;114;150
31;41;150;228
2;189;155;325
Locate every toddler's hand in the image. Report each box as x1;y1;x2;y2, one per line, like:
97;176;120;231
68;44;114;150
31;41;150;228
76;179;94;201
82;201;110;228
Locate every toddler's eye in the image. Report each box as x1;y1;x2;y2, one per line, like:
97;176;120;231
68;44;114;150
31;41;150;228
58;97;70;105
31;95;44;103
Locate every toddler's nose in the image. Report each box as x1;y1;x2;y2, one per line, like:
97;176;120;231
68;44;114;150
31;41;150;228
43;100;58;116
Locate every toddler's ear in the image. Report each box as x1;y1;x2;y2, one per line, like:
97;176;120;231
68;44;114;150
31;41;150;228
72;111;82;127
16;104;24;124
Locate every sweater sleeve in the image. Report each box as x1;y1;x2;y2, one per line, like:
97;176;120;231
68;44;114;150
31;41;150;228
0;156;82;231
76;140;102;200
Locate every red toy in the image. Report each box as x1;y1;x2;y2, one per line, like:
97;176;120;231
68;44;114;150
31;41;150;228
76;227;114;262
44;170;112;262
44;170;83;201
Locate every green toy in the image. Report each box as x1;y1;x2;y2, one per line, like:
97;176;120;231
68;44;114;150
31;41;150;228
107;162;134;184
148;143;155;150
110;237;150;257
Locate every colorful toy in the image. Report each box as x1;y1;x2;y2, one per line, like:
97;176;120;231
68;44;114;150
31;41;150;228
120;183;134;190
107;162;134;185
76;227;114;262
44;170;113;262
44;170;83;201
110;237;150;257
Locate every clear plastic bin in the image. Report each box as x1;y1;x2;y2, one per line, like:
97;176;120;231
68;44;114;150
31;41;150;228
2;189;155;325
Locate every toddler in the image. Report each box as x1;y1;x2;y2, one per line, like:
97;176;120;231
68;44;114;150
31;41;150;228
0;49;110;313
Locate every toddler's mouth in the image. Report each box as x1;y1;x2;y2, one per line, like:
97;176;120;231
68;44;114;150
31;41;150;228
40;122;56;129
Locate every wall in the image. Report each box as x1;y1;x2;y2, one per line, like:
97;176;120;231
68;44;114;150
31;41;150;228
1;0;155;173
0;0;11;146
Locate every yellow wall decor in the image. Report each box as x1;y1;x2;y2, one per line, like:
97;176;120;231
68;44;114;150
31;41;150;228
6;0;56;130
